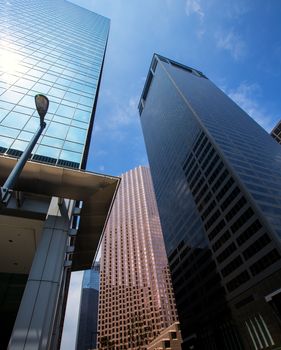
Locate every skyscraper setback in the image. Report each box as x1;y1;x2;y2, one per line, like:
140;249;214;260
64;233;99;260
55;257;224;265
0;1;119;349
139;54;281;350
98;166;179;349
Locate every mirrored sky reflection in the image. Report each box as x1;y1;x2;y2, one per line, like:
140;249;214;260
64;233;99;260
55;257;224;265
0;0;281;350
57;1;281;349
0;0;109;167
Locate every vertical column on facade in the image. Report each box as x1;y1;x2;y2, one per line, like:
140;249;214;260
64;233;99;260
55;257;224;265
8;198;73;350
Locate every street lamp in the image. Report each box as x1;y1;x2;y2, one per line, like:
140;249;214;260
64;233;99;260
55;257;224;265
0;94;49;206
35;94;49;126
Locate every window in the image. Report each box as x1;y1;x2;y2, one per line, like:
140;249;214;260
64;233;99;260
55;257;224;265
212;169;229;193
250;249;280;276
212;230;231;252
242;234;271;260
221;187;240;211
221;255;243;277
217;242;237;263
201;200;216;220
208;161;224;185
208;219;226;241
226;270;250;292
235;295;254;309
225;197;247;222
204;209;221;230
163;340;171;348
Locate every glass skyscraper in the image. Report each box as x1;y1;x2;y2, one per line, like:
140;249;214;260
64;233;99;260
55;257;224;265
76;263;100;350
139;54;281;350
271;120;281;145
98;167;179;349
0;1;116;349
0;0;109;169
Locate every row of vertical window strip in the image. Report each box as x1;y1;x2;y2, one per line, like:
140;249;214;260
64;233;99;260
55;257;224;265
0;147;79;169
183;131;280;293
245;314;275;350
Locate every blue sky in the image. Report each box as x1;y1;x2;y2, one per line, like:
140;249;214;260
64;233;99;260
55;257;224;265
61;1;281;349
70;0;281;177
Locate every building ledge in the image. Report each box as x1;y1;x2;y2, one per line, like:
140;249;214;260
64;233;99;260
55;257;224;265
0;155;120;271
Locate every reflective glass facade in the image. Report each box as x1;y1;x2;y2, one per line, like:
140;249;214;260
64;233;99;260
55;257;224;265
271;120;281;144
98;167;178;349
82;263;100;290
139;54;281;350
76;263;100;350
0;0;109;168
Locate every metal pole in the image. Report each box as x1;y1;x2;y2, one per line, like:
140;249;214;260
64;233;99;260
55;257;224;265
0;121;46;205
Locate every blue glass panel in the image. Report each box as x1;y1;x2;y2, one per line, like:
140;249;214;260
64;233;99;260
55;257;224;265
18;131;33;141
79;96;93;107
0;135;13;148
41;136;64;148
15;78;36;89
63;140;84;152
2;112;29;129
0;108;9;122
71;119;88;129
37;144;60;158
12;105;33;115
11;139;28;151
60;149;81;163
48;87;65;99
0;90;24;104
73;109;90;123
32;82;51;94
45;122;69;139
66;126;87;143
53;115;71;125
19;95;35;109
47;102;59;114
56;104;75;118
64;91;80;103
24;117;40;132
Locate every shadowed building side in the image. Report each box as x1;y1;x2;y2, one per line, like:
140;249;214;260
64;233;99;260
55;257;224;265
139;54;281;350
76;263;100;350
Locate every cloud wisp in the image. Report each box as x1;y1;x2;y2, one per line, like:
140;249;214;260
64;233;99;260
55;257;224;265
185;0;204;21
216;30;246;61
108;95;139;129
226;82;276;131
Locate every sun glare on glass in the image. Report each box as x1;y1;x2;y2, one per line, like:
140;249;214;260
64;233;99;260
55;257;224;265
0;46;21;74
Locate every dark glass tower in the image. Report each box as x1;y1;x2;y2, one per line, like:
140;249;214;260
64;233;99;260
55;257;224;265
139;54;281;350
76;263;100;350
271;120;281;144
0;0;110;169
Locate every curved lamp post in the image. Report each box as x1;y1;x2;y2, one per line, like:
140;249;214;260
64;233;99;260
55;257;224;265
0;94;49;205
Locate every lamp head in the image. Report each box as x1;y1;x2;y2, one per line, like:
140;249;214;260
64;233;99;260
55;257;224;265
35;94;49;126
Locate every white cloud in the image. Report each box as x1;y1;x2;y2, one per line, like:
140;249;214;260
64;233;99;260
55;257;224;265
226;82;276;131
95;149;108;157
196;28;205;38
100;96;139;133
226;2;251;19
106;95;139;129
185;0;204;20
216;30;246;60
